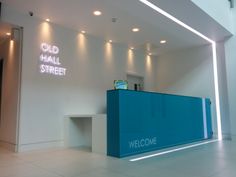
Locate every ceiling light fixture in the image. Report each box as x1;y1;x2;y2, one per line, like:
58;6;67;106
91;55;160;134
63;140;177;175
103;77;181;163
81;30;86;34
6;32;11;36
132;28;140;32
46;18;50;22
108;40;113;43
139;0;222;141
93;11;102;16
160;40;166;44
130;47;134;50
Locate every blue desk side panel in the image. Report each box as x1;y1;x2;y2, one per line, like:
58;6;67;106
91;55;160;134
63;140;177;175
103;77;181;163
107;90;213;158
206;98;213;138
107;91;120;157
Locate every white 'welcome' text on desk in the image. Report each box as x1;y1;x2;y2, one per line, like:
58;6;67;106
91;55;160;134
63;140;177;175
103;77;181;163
129;137;157;149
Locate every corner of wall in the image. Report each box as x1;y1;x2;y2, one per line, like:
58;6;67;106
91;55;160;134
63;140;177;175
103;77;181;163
0;141;18;152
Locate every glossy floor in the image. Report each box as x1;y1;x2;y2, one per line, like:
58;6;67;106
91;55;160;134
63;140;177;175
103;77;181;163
0;140;236;177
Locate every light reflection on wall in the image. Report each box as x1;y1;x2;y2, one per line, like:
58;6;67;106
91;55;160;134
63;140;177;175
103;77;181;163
39;22;52;41
146;55;152;75
105;42;113;64
9;40;14;50
8;40;14;64
128;49;134;70
77;33;87;56
105;42;112;58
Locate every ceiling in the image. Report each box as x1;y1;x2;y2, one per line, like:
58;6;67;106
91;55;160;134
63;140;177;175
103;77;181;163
1;0;229;55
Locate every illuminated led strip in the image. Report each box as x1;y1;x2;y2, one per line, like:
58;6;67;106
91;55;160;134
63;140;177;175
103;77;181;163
129;139;218;162
212;43;222;140
202;98;208;139
139;0;222;140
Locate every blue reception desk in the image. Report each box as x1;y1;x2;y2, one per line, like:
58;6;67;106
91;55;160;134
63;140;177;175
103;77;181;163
107;90;213;158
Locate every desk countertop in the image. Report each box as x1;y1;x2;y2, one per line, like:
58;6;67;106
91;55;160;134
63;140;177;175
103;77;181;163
65;114;106;119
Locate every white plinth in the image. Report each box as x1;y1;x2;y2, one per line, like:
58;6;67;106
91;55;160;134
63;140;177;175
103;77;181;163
64;114;107;154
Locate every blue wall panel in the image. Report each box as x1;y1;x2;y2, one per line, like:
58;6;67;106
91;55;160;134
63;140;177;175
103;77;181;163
107;90;212;158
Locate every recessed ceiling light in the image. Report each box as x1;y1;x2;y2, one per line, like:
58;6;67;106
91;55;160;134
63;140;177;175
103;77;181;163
81;30;86;34
160;40;166;44
6;32;11;36
93;11;102;16
46;18;50;22
132;28;140;32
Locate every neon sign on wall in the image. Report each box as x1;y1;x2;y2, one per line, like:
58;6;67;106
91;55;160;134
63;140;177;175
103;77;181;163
39;43;66;76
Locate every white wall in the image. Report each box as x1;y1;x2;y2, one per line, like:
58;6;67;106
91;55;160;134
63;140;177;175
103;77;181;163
191;0;233;33
0;36;21;151
2;4;156;151
215;42;231;139
190;0;236;139
156;44;232;137
155;46;217;133
225;6;236;139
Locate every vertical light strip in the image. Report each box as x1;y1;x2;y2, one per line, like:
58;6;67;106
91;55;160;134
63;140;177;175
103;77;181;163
212;42;222;140
139;0;222;140
202;98;208;139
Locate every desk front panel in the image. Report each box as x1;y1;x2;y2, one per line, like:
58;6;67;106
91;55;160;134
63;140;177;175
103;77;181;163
107;90;213;157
